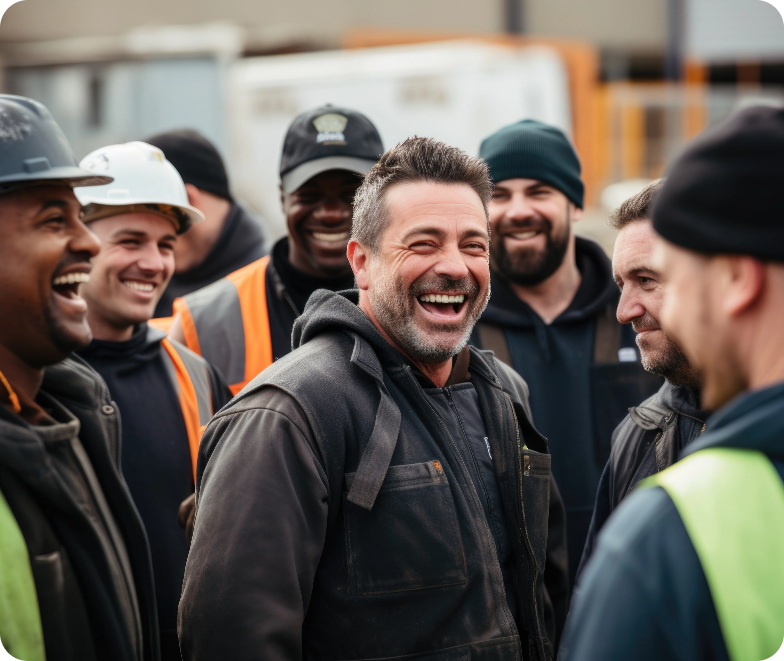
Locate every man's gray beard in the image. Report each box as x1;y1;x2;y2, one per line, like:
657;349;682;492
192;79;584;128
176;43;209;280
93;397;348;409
638;335;700;390
369;270;490;365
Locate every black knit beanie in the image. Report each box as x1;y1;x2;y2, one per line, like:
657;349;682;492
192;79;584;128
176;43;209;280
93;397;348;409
479;119;584;208
653;106;784;262
144;129;232;201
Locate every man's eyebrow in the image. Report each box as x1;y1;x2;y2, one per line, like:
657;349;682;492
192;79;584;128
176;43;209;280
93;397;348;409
525;182;555;193
459;228;490;241
111;229;148;239
617;265;660;281
38;199;71;212
401;225;448;242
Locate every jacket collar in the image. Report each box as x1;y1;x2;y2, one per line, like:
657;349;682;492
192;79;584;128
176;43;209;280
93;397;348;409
683;380;784;460
630;380;708;431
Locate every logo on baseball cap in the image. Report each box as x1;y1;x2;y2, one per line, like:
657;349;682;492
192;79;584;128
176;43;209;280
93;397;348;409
279;104;383;194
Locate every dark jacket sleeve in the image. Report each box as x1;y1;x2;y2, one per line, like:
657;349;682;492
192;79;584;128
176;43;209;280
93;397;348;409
178;387;329;661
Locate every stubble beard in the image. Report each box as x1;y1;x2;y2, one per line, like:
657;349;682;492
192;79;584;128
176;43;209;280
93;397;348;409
370;270;490;365
493;209;572;286
634;312;700;390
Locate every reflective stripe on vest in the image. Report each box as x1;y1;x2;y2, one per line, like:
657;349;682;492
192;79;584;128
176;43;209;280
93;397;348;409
160;338;214;480
643;448;784;661
0;489;46;661
172;256;273;395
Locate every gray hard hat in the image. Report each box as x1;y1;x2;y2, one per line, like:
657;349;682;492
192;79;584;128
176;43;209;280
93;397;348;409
0;94;113;195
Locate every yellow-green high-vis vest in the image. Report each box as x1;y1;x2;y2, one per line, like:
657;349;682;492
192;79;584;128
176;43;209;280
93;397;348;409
644;448;784;661
0;488;46;661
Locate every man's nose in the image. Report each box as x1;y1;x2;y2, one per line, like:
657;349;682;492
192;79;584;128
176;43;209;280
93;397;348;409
505;192;536;222
433;243;470;280
616;288;647;325
136;245;167;274
313;198;351;224
71;221;101;258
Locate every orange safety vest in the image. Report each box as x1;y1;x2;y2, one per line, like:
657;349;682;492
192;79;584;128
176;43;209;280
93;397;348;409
160;337;215;480
172;256;273;395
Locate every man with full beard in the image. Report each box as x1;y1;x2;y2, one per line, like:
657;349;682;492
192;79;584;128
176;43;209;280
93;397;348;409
179;138;568;661
576;179;709;577
473;121;661;588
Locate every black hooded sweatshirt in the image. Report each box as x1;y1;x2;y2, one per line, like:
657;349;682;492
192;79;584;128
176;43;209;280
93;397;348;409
472;237;662;586
154;203;265;318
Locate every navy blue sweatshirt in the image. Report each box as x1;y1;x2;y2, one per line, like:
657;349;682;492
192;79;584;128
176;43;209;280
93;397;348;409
78;325;231;661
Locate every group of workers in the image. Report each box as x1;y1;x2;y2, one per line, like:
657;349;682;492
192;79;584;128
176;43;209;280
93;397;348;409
0;88;781;661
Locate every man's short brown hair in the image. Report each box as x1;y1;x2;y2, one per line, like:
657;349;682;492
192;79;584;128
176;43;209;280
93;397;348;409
609;178;665;230
352;137;492;252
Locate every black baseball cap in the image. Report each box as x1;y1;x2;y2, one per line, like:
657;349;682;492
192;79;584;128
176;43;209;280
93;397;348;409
279;104;383;193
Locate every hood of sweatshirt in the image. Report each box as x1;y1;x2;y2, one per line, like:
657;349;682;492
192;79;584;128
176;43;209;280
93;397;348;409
292;288;409;371
481;236;619;329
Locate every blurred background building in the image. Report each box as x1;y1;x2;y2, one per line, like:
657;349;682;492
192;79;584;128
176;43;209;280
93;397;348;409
1;0;783;246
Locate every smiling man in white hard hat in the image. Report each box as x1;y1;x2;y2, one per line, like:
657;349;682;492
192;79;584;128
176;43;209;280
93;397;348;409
74;141;232;661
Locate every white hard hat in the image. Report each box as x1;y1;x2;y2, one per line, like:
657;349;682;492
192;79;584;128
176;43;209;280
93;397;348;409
75;141;205;234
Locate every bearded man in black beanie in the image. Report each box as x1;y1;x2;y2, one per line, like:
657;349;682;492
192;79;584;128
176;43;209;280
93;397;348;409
560;105;784;661
473;120;661;591
146;129;265;318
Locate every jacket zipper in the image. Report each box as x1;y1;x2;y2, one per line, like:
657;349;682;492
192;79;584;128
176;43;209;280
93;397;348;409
506;392;546;660
408;373;520;638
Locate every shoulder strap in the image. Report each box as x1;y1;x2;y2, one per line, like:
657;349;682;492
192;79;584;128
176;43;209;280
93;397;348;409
593;302;620;364
0;488;45;661
477;323;513;367
643;448;784;661
161;338;214;481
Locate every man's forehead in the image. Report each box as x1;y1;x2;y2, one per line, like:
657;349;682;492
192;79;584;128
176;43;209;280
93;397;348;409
92;212;177;238
297;169;360;191
3;183;79;208
613;220;658;272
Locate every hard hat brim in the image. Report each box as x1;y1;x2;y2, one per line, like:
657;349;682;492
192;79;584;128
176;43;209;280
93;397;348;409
0;166;113;192
80;199;205;234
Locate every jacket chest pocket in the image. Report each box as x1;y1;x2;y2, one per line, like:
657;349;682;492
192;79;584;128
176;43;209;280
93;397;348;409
343;460;467;596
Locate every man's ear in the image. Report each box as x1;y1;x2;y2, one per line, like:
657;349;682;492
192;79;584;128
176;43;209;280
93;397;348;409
279;184;288;213
347;239;371;291
184;184;201;209
570;204;583;223
720;255;766;318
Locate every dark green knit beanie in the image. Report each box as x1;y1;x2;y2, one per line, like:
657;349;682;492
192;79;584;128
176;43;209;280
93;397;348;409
479;119;584;208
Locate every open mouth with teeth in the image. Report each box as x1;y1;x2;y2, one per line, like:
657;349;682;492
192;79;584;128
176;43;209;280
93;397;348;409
122;280;156;293
310;230;351;244
52;272;90;299
507;230;542;241
417;293;467;316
